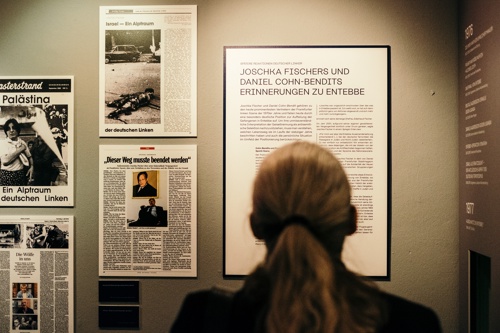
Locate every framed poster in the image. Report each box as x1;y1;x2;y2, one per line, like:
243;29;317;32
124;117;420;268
2;215;74;332
99;144;197;277
99;5;197;137
224;46;391;278
0;77;74;206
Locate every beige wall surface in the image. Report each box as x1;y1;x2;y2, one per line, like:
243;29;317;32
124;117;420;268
0;0;458;332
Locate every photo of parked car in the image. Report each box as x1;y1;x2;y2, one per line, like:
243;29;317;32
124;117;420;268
105;45;141;63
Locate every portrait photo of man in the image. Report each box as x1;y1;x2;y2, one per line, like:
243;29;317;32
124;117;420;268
15;284;34;299
12;317;21;330
132;171;158;197
16;300;35;314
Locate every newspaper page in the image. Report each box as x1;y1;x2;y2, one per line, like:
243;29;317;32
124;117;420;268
99;5;197;137
0;216;73;333
0;77;74;207
99;145;197;277
224;46;390;277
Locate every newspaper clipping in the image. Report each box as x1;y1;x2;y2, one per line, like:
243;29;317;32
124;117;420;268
0;216;73;333
0;77;74;207
99;5;197;137
99;145;197;277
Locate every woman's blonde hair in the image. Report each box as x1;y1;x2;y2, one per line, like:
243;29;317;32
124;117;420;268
247;141;385;333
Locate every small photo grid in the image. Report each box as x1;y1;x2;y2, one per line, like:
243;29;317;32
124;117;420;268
12;282;38;330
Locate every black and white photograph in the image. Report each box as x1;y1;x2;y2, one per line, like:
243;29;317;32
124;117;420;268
0;224;21;248
0;105;68;187
26;223;69;249
12;315;38;330
104;30;161;125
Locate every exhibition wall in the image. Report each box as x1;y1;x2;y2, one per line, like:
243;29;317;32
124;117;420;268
0;0;458;332
459;1;500;332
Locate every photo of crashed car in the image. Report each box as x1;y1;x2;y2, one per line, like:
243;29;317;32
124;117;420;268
0;224;21;248
106;88;159;122
105;45;141;63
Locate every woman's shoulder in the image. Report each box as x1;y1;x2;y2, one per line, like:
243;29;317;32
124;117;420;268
170;287;235;333
379;292;442;333
170;289;211;333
